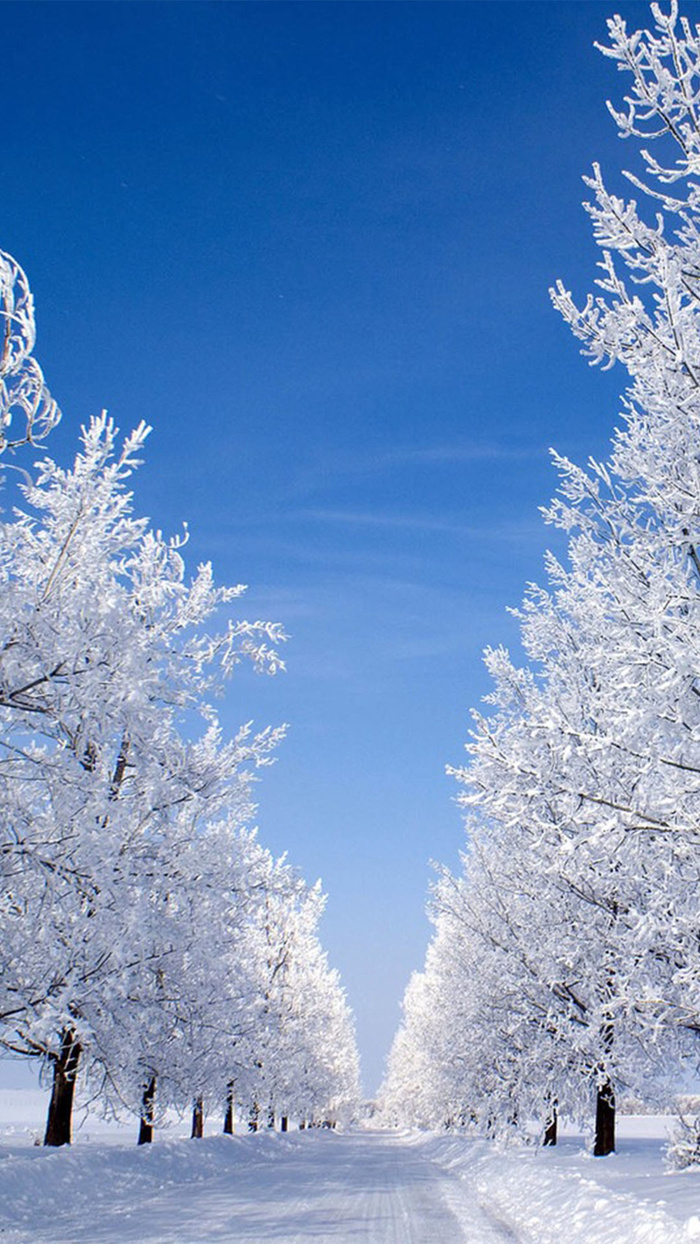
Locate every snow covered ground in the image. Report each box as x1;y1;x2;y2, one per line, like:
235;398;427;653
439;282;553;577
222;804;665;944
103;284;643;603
1;1092;700;1242
422;1119;700;1243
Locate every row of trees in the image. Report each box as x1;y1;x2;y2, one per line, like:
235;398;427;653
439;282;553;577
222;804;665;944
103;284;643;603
383;1;700;1164
0;252;359;1146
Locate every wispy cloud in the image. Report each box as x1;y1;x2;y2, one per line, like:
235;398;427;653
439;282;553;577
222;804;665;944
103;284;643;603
295;507;474;535
196;515;549;582
288;440;547;500
373;442;543;468
291;507;546;541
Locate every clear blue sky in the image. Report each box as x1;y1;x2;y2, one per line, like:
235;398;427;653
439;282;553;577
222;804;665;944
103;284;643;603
1;0;659;1094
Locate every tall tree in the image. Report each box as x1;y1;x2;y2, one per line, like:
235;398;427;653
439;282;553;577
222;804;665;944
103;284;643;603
0;416;285;1143
388;1;700;1156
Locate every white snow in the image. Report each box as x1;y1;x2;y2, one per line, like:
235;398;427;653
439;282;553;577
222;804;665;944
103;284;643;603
1;1097;699;1243
421;1116;700;1243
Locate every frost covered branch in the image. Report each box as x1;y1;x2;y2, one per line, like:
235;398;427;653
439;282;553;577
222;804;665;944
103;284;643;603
0;250;60;452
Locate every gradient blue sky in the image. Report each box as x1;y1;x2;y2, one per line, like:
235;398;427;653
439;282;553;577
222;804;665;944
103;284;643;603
1;1;660;1094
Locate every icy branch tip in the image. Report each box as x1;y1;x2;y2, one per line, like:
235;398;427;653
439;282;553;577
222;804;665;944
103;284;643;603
0;249;61;453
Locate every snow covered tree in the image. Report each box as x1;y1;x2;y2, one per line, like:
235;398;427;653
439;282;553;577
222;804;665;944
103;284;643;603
0;249;60;452
0;249;360;1149
233;875;360;1131
463;0;700;1152
90;820;279;1142
381;936;470;1132
0;415;285;1144
389;1;700;1157
381;821;652;1145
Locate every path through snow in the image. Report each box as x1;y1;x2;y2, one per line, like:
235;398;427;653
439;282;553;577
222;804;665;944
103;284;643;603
1;1124;698;1243
0;1130;519;1244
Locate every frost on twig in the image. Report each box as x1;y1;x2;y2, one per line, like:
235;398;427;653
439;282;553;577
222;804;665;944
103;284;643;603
0;250;60;452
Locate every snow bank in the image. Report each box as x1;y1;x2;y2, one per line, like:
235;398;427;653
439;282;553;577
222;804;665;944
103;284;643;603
418;1117;700;1243
0;1129;312;1243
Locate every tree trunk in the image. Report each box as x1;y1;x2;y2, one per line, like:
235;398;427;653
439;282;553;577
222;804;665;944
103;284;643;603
137;1077;156;1145
191;1097;204;1139
44;1028;81;1147
248;1102;259;1133
281;1116;288;1132
593;1078;615;1156
543;1101;558;1147
594;988;616;1157
267;1103;275;1130
223;1082;235;1135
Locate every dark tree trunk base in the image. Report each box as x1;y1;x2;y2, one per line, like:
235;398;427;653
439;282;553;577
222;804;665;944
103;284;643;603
44;1029;81;1147
223;1082;235;1135
543;1103;558;1146
191;1098;204;1139
594;1080;615;1156
281;1116;288;1133
138;1077;156;1145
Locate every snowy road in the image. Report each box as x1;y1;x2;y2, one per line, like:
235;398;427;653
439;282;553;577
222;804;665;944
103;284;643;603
206;1129;519;1244
1;1123;696;1243
0;1129;519;1244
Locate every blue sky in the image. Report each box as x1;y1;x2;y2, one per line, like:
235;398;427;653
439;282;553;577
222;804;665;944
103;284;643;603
1;0;660;1094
